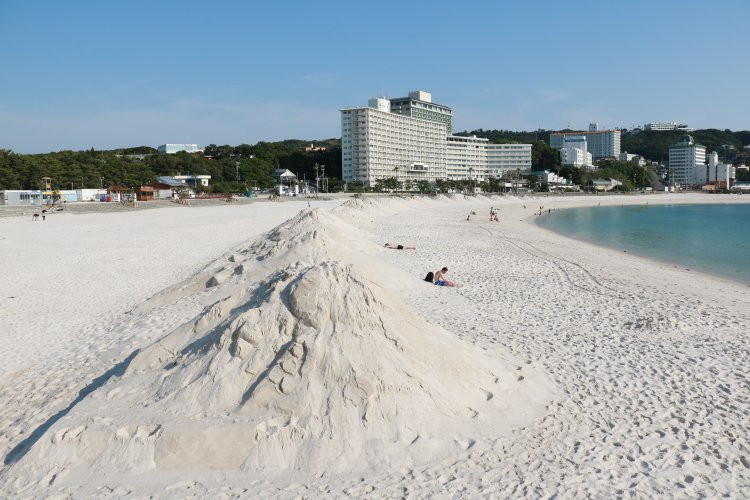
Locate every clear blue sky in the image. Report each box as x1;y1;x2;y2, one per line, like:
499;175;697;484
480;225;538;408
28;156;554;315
1;0;748;153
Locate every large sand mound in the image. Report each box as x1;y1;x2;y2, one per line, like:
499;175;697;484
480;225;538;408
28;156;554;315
8;207;555;482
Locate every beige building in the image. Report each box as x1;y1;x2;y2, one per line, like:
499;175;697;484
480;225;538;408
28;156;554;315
341;96;448;186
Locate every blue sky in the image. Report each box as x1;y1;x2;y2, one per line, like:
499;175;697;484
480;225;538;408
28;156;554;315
1;0;748;153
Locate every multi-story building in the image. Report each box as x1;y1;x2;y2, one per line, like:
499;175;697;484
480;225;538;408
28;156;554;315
389;90;453;133
340;96;448;186
619;151;647;167
668;135;706;187
157;144;202;154
698;151;736;187
446;135;488;182
486;143;532;177
341;91;533;187
644;122;693;132
550;129;621;159
560;136;594;168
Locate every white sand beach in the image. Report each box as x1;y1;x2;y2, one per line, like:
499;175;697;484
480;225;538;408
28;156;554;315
1;193;749;497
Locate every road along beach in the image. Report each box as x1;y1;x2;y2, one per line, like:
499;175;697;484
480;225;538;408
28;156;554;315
1;193;748;497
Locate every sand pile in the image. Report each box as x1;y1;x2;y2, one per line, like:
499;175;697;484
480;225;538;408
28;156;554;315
244;208;374;263
7;207;554;483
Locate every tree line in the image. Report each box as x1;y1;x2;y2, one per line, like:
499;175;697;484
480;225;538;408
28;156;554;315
2;128;747;192
0;139;342;193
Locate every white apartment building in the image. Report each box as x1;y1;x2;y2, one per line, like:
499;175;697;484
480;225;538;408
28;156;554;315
560;136;594;168
668;135;706;186
341;96;448;186
341;91;533;186
619;151;647;166
550;129;621;158
486;143;532;177
157;144;202;154
644;122;693;132
695;151;736;186
446;135;488;182
535;170;576;189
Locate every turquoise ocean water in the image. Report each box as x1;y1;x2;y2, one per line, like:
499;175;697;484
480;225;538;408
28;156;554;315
535;203;750;285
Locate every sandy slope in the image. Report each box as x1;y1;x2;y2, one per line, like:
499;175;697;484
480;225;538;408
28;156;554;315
1;193;749;497
0;200;340;470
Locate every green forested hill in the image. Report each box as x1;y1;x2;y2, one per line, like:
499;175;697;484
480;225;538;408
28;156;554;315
0;139;342;192
620;129;750;162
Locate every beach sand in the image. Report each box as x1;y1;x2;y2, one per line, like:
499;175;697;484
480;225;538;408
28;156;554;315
1;193;748;497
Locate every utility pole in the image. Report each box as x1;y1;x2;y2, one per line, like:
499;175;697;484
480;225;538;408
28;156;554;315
320;165;326;193
314;163;319;199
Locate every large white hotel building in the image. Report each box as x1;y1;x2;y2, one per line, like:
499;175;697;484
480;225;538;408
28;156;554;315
668;135;706;186
549;126;621;159
341;90;531;186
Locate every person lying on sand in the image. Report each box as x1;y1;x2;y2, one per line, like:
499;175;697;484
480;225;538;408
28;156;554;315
434;267;457;287
384;243;415;250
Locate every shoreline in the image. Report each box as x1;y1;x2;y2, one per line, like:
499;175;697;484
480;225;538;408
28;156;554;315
532;199;750;287
505;193;750;304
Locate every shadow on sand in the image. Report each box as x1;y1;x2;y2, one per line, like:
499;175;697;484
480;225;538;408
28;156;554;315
3;349;139;466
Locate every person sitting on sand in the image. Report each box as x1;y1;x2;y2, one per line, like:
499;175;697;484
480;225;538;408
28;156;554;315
434;267;457;287
384;243;415;250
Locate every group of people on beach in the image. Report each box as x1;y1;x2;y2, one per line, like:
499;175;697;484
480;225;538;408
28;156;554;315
536;205;553;216
489;207;499;222
30;204;65;221
387;202;513;287
384;243;458;287
466;207;500;222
